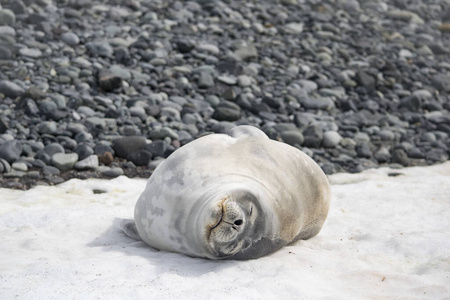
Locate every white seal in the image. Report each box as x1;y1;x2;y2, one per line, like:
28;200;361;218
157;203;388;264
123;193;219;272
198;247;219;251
122;126;331;259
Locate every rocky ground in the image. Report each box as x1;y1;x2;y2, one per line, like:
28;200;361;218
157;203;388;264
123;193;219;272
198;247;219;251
0;0;449;189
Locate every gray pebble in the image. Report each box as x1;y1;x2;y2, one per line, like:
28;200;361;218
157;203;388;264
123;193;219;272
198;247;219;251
74;155;99;170
101;167;124;177
52;153;79;171
322;131;342;148
61;32;80;46
374;147;391;163
12;162;28;172
112;136;147;158
0;80;25;98
0;9;15;26
0;140;22;163
280;130;304;147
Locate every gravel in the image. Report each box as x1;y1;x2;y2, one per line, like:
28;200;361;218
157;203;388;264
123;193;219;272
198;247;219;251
0;0;449;189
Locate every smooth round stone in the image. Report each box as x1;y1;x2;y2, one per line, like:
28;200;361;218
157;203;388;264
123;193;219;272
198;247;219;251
86;41;114;57
3;170;26;178
38;121;58;135
61;32;80;46
0;158;11;173
391;149;409;166
101;167;124;177
378;130;395;141
112;136;147;158
218;75;237;85
39;100;58;115
75;132;94;143
145;140;167;158
322;131;342;148
198;71;215;89
237;75;252;87
43;143;65;157
148;127;179;140
280;130;304;147
0;45;12;60
19;48;43;58
52;153;79;171
0;140;22;163
297;97;334;110
420;132;436;143
74;155;99;170
42;165;60;175
0;80;25;98
77;106;96;117
12;162;27;172
374;147;391;163
0;9;15;26
127;149;153;166
356;142;372;158
197;43;219;55
303;125;324;148
74;144;94;160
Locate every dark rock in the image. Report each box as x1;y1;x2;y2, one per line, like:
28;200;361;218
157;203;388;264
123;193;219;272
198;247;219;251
356;142;372;158
112;136;147;158
0;117;8;133
94;144;115;156
74;144;94;160
99;152;114;165
127;149;153;166
212;101;242;121
176;39;195;53
42;165;61;175
431;74;450;93
0;80;25;98
303;125;324;148
355;70;376;94
25;86;46;100
0;140;22;163
425;149;449;162
145;140;168;158
391;149;409;166
98;70;122;92
280;130;304;147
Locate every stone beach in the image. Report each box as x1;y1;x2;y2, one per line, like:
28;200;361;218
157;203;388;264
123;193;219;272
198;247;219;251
0;0;449;189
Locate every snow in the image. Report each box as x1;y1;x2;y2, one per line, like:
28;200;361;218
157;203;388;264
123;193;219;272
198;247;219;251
1;162;449;299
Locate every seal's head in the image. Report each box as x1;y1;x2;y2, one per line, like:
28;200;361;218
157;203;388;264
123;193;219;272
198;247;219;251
202;189;266;258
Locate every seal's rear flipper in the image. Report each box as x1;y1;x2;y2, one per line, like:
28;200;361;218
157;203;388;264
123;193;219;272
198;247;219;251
119;219;142;241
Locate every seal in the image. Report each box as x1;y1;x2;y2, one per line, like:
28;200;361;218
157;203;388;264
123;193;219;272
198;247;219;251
122;125;330;260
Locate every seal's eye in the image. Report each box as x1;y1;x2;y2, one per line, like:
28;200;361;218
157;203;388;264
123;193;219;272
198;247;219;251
234;219;243;226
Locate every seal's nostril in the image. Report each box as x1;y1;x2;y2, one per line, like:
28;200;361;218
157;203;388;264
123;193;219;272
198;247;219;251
234;219;243;226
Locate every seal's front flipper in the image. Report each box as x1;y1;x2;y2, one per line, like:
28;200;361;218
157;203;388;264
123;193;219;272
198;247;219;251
230;125;269;140
120;219;142;241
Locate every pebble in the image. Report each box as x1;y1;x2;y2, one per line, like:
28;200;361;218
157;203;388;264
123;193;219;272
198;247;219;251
303;125;324;148
0;9;15;26
86;41;114;57
61;32;80;46
74;155;99;170
322;131;342;148
101;167;124;177
52;153;79;171
0;140;22;163
112;136;147;158
280;130;304;147
0;80;25;98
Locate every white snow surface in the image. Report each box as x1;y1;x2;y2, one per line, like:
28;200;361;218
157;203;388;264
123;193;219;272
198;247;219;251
1;162;449;299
